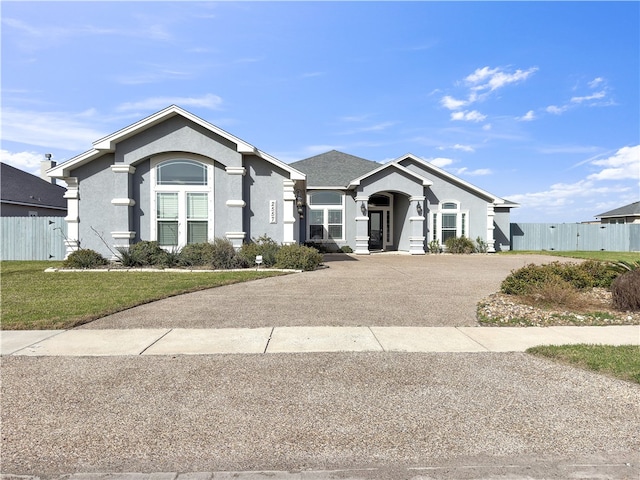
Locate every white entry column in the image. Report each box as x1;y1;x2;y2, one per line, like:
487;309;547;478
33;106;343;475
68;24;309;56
354;195;370;255
409;195;426;255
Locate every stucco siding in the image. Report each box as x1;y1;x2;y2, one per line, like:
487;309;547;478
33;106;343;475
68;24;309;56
243;155;295;244
71;154;117;257
116;116;242;169
132;159;151;243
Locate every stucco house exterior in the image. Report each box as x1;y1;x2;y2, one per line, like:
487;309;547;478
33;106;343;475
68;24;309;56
48;105;518;258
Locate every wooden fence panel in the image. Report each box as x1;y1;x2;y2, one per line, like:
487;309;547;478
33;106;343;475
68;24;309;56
511;223;639;252
1;217;67;260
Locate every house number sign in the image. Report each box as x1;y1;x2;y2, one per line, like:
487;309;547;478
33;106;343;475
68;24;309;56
269;200;277;224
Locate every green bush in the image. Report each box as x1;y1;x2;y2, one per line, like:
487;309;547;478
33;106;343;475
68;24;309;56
475;236;488;253
501;260;619;295
611;269;640;311
428;239;441;254
340;245;354;253
276;244;323;271
119;241;172;267
238;235;281;267
178;242;216;267
63;249;108;269
209;237;243;269
444;236;475;254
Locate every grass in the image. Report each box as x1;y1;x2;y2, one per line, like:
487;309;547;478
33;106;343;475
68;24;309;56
501;250;640;263
527;344;640;384
1;261;288;330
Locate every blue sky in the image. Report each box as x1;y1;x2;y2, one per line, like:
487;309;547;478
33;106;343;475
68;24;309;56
2;1;639;223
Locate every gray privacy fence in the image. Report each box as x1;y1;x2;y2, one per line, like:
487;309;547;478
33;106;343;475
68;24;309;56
1;217;67;260
511;223;640;252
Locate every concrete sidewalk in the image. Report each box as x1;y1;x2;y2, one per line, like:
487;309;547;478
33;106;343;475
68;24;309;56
2;325;638;356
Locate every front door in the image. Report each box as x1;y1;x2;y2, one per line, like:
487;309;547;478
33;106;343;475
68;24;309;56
369;211;383;250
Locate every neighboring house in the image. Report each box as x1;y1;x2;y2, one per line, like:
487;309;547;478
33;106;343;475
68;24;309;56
1;162;67;217
595;201;640;224
47;105;518;258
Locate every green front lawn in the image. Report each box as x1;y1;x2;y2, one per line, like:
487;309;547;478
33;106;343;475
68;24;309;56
1;261;287;330
527;344;640;384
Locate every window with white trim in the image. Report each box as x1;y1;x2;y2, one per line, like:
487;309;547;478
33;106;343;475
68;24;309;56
434;201;468;244
308;191;344;241
153;159;212;247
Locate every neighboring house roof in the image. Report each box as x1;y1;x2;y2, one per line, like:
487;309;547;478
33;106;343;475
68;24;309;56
0;163;67;211
290;150;382;187
47;105;305;181
595;201;640;219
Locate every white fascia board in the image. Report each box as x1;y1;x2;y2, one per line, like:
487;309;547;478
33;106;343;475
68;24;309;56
47;148;105;179
347;162;432;189
396;153;500;202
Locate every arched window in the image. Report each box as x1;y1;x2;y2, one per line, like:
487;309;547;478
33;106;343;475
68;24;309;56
308;190;344;241
153;159;212;247
157;160;207;185
433;201;468;244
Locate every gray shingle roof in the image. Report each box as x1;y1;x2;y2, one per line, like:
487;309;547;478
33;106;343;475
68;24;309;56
596;201;640;218
1;163;67;210
289;150;381;187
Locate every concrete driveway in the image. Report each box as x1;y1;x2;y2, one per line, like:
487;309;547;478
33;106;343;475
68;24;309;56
79;253;561;329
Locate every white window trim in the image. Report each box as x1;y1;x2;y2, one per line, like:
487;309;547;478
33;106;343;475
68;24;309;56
432;200;469;244
150;154;214;248
307;190;345;242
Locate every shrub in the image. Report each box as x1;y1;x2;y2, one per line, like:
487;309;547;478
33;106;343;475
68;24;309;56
276;244;323;271
501;261;618;296
341;245;354;253
475;236;488;253
611;269;640;311
209;237;243;269
428;239;441;254
63;249;108;269
238;235;281;267
119;241;170;267
444;236;475;254
179;242;216;267
501;263;559;295
523;277;581;310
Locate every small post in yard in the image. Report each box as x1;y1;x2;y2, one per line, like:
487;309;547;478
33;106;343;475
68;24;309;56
255;255;263;270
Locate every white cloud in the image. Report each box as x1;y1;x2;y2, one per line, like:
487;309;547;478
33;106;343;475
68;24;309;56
451;110;487;122
546;105;568;115
465;66;538;92
507;144;638;221
0;150;45;175
438;144;475;153
1;108;106;151
588;77;604;88
116;94;223;112
518;110;535;121
588;145;640;181
429;157;454;168
571;91;606;104
451;167;492;176
441;95;467;110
